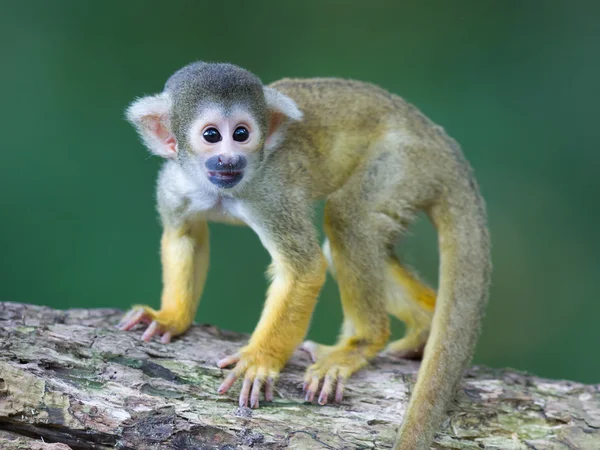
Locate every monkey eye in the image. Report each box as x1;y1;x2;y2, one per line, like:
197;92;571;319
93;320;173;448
233;126;249;142
203;127;222;143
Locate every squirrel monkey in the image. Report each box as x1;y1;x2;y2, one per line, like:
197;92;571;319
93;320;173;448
119;61;491;450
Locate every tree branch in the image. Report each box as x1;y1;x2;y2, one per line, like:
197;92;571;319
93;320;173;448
0;302;598;449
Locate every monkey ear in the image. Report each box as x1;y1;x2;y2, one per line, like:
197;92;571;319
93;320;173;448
125;92;177;159
263;87;303;151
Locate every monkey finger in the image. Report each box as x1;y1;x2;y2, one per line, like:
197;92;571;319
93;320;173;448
318;373;336;405
239;378;253;407
160;331;173;344
118;309;146;331
264;377;275;402
116;309;136;328
116;308;137;329
141;321;160;342
217;354;240;369
304;376;320;403
250;377;263;408
302;377;309;392
334;376;346;403
218;371;238;394
302;370;315;392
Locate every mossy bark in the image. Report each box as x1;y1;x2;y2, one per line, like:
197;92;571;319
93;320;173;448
0;302;598;449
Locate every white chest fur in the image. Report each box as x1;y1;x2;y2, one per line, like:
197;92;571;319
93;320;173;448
204;196;249;224
160;162;251;226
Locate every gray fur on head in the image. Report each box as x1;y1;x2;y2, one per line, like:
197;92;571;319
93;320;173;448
164;62;268;142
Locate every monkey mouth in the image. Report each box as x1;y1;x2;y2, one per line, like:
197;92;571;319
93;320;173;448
207;171;244;188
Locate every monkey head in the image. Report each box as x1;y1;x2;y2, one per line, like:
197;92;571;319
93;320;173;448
126;62;302;192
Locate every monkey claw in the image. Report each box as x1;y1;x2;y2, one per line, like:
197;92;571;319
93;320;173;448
117;305;176;344
217;348;281;409
300;340;370;406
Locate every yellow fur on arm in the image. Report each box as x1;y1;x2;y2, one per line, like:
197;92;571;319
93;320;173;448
157;220;209;335
245;258;327;369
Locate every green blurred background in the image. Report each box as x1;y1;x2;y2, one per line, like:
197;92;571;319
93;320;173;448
1;1;598;384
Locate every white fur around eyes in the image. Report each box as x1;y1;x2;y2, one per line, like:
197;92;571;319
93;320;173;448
187;107;262;153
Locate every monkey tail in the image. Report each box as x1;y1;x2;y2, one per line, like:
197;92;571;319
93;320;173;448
394;177;492;450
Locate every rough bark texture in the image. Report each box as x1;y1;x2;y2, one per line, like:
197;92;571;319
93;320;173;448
0;302;598;450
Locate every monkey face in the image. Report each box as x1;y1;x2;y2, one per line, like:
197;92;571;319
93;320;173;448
184;107;264;190
126;62;303;197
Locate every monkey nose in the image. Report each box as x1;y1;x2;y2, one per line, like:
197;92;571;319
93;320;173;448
217;154;239;168
208;154;247;171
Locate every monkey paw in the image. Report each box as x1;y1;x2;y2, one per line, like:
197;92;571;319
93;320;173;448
216;347;284;408
117;305;191;344
300;342;369;405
